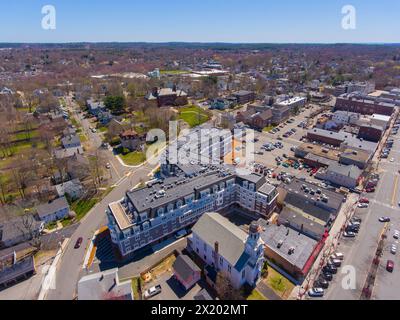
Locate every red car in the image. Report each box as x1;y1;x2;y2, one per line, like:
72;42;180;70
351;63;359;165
359;198;370;204
365;188;375;193
74;237;83;249
387;260;395;273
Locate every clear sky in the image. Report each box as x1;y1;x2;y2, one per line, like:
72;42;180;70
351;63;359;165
0;0;399;43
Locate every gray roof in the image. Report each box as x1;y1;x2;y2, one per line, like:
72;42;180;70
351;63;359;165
259;223;318;270
0;216;43;244
36;197;69;219
61;134;81;147
192;212;252;271
78;268;133;300
327;163;363;179
283;178;346;213
278;207;326;239
173;254;201;281
0;255;35;286
194;288;213;300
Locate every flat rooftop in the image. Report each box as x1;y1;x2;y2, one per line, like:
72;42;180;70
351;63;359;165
259;223;317;271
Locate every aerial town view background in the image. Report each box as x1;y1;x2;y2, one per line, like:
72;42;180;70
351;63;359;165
0;0;400;304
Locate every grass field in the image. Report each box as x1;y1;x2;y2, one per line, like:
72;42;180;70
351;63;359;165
119;151;146;166
160;70;189;75
246;289;267;300
178;105;210;128
71;198;98;220
265;267;295;299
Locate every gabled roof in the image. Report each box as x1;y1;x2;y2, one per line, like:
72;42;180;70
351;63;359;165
192;212;252;271
36;197;69;219
173;254;201;281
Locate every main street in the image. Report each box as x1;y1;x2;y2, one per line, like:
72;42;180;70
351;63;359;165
324;112;400;300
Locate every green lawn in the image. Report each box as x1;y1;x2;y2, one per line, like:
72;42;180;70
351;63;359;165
119;151;146;166
160;70;189;75
131;277;143;300
246;289;267;300
178;105;210;128
265;267;295;299
263;125;277;132
71;198;98;220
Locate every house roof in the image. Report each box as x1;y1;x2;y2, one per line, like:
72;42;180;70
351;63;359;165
0;216;43;244
36;197;69;219
327;163;363;179
194;288;214;300
173;254;201;281
192;212;252;271
61;134;81;147
78;268;133;300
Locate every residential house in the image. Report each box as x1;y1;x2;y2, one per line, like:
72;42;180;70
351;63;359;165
316;164;363;189
55;179;84;200
0;251;36;289
172;254;201;291
78;268;133;300
0;216;44;249
36;197;70;224
120;129;144;152
189;212;265;290
61;134;81;149
87;99;106;116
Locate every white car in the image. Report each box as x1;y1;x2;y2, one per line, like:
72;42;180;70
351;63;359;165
390;158;395;162
391;245;397;255
394;231;400;240
357;203;369;208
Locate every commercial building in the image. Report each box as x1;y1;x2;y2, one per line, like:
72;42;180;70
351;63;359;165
258;222;323;281
107;164;278;259
233;90;256;105
146;87;188;107
189;212;265;289
332;111;360;125
274;96;307;113
335;93;395;116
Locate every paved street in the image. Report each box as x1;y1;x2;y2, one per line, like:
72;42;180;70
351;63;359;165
46;163;156;300
323;113;400;300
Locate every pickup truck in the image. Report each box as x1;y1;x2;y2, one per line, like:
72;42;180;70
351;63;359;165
144;285;162;299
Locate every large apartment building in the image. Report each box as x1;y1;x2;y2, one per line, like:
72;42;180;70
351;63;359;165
107;164;278;258
335;93;395;116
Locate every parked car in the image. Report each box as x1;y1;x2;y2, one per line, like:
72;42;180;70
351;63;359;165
331;252;344;261
351;217;362;223
315;279;329;289
323;265;338;274
379;217;391;223
321;272;333;281
144;285;162;299
74;237;83;249
357;203;369;208
308;288;324;298
393;231;400;240
386;260;395;273
359;198;370;204
329;258;342;267
343;231;356;238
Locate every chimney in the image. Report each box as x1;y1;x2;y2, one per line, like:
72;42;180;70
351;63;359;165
214;241;219;270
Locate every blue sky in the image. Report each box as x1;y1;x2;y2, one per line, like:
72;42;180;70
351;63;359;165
0;0;399;43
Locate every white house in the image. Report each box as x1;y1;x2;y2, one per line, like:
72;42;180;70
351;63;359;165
190;212;265;290
55;179;84;200
332;111;359;125
78;268;133;300
36;197;70;223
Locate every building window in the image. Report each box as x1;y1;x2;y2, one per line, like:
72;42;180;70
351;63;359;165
203;243;207;252
219;257;224;267
228;265;232;273
242;270;246;279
